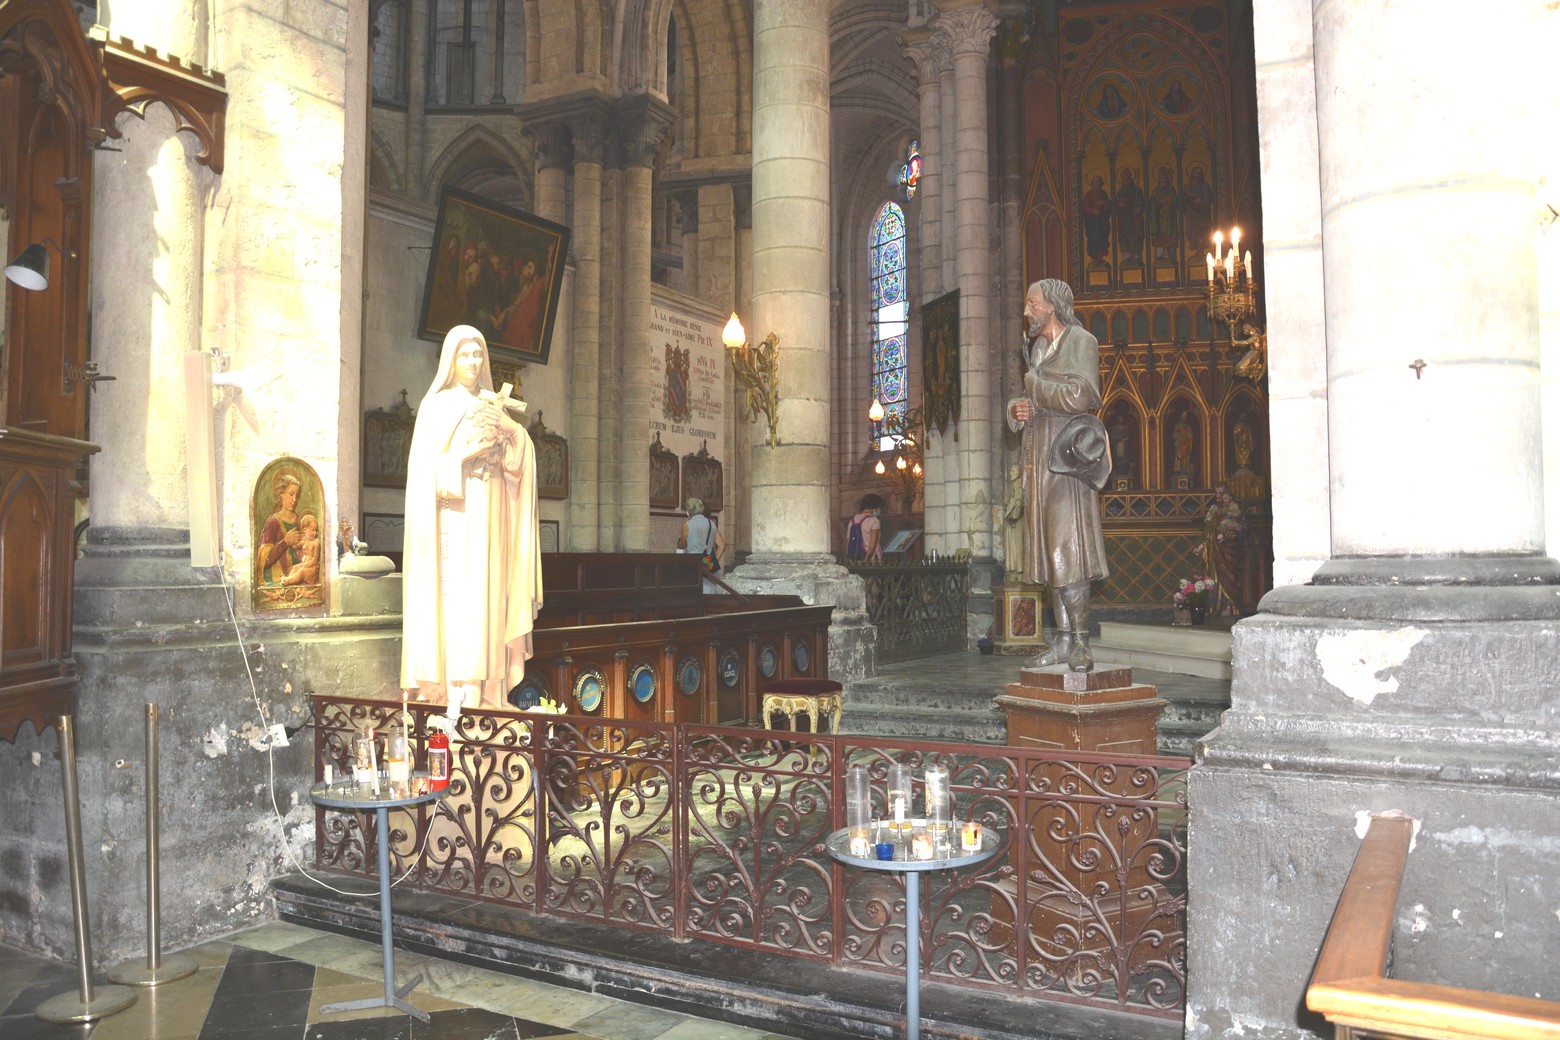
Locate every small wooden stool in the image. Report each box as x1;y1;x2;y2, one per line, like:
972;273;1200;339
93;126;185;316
761;678;844;735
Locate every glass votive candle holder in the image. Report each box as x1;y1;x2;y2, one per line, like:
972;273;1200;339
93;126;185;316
411;771;431;796
911;825;934;861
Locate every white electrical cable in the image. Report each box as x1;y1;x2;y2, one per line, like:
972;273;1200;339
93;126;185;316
218;567;431;893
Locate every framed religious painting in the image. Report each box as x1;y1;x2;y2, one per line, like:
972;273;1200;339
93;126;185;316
529;413;569;500
648;432;679;510
362;391;415;488
680;441;723;515
418;187;571;366
251;457;327;612
921;289;960;435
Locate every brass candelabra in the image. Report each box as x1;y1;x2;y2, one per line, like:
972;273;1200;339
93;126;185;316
722;313;781;448
1205;227;1266;379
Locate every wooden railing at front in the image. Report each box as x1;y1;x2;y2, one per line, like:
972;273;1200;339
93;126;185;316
1307;815;1560;1040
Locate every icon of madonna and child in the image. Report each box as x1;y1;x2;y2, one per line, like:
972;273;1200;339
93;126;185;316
252;459;327;610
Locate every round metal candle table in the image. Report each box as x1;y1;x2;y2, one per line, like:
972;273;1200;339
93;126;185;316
309;780;447;1021
825;826;998;1040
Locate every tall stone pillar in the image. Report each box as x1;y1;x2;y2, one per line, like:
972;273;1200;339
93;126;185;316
614;96;672;550
1248;0;1329;589
598;160;624;548
90;103;203;539
567;113;607;552
901;34;944;292
902;31;950;552
728;0;873;680
927;34;960;551
993;19;1026;422
936;39;958;296
1187;4;1560;1038
936;1;997;564
730;185;754;558
404;0;429;195
531;124;568;226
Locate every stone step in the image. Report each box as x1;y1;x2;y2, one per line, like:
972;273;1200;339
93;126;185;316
1093;621;1233;680
840;704;1007;744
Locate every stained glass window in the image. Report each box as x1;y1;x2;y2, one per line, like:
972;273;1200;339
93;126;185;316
869;202;908;447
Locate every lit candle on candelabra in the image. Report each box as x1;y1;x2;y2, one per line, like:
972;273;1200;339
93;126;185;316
1206;253;1215;285
1212;230;1223;262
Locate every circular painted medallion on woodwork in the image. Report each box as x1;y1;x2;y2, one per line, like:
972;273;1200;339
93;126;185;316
719;650;742;688
508;677;549;711
573;667;605;713
677;656;702;696
758;644;779;679
791;640;811;674
630;662;657;704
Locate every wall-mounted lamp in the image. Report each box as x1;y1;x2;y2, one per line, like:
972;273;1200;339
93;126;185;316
866;397;924;503
722;312;781;448
4;237;75;291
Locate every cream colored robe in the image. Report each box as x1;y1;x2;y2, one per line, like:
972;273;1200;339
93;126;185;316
1006;324;1109;589
401;326;543;707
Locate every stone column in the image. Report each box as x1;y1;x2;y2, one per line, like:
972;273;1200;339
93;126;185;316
1312;2;1543;570
598;157;624;548
404;0;429;196
746;0;831;554
567;113;607;551
615;96;672;550
927;34;960;551
90;103;203;539
901;33;943;292
730;185;754;558
993;19;1026;423
696;181;736;305
87;7;207;542
936;1;997;560
936;39;957;294
1187;5;1560;1039
531;123;569;225
675;191;699;295
729;0;873;681
1246;0;1329;589
902;31;950;552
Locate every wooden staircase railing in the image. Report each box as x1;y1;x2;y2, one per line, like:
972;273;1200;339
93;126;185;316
1307;815;1560;1040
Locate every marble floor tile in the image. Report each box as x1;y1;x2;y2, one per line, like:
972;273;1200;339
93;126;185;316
568;1000;690;1040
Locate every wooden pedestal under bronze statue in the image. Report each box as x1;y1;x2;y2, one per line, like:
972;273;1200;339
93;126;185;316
989;664;1180;978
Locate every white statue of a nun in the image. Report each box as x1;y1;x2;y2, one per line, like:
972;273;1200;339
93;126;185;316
401;324;543;720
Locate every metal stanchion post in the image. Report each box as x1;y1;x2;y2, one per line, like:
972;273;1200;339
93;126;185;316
110;703;198;986
35;715;138;1023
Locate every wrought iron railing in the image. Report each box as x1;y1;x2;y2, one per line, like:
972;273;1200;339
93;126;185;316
850;559;970;663
312;695;1190;1018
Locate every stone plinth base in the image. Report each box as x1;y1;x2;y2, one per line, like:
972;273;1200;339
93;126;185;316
993;582;1047;655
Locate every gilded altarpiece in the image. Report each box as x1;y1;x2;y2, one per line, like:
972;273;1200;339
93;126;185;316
1019;2;1271;609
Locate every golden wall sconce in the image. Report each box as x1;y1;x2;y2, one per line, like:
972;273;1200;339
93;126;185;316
722;313;781;448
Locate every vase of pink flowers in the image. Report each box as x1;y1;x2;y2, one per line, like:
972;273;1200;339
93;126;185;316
1173;575;1215;626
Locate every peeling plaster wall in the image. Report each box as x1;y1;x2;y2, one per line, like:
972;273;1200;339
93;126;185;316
0;561;402;964
1187;611;1560;1040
